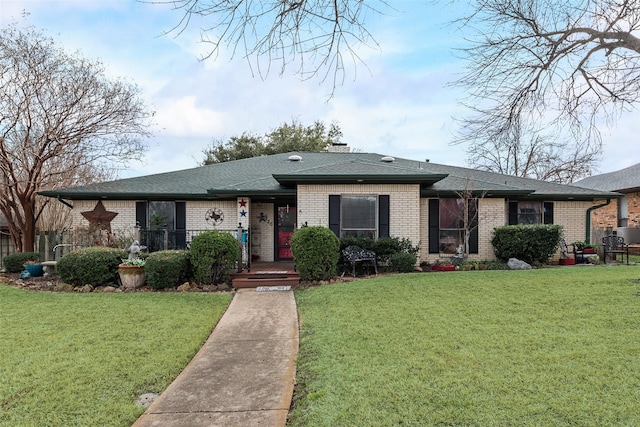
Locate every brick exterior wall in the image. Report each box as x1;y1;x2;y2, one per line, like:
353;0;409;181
70;195;595;264
589;199;618;229
71;200;137;233
297;183;421;250
590;192;640;229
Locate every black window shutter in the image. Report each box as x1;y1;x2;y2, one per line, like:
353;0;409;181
378;195;390;238
329;195;341;237
543;202;554;224
175;202;187;249
428;199;439;253
508;201;518;225
469;199;479;254
136;202;147;229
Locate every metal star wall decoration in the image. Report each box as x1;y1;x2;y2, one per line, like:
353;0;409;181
81;201;118;232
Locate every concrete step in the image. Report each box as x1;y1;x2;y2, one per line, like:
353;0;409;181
231;271;300;288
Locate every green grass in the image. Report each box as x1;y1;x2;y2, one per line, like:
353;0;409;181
291;266;640;426
0;286;232;426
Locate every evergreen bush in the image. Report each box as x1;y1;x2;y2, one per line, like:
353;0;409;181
57;247;126;287
3;252;40;273
291;226;340;282
189;231;239;284
492;224;563;264
145;250;191;289
389;252;418;273
339;236;375;251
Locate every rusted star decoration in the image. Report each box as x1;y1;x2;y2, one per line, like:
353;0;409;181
81;201;118;232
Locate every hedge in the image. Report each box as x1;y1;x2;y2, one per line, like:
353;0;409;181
492;224;563;265
57;247;126;287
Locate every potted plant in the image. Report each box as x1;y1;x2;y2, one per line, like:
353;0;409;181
118;258;146;289
24;260;44;277
574;241;598;254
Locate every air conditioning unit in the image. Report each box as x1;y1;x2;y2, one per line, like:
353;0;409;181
614;227;640;244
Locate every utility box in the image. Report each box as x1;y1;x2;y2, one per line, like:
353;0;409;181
614;227;640;244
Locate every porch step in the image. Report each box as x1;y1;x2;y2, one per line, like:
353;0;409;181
231;270;300;289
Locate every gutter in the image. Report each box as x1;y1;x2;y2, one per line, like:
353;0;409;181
57;196;73;209
585;198;611;244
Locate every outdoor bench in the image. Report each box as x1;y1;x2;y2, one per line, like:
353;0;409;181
602;235;629;264
342;245;378;277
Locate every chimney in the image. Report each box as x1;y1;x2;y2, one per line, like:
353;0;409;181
328;142;350;153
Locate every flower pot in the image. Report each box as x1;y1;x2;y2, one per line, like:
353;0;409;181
24;263;43;277
559;258;575;265
118;264;146;289
582;248;596;254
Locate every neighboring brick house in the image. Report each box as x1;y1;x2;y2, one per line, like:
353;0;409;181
575;163;640;243
39;149;619;263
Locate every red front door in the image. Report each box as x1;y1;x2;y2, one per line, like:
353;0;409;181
276;204;296;260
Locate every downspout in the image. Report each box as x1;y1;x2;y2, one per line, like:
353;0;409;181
57;196;73;209
585;198;611;244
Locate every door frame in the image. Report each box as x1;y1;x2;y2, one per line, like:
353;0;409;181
274;202;296;261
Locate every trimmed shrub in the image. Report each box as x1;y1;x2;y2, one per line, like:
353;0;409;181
339;236;376;252
492;224;563;265
3;252;40;273
145;250;191;290
57;247;126;287
190;231;239;284
291;226;340;282
389;252;418;273
339;236;420;268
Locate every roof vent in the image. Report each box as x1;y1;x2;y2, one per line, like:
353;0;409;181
288;155;302;162
380;156;395;163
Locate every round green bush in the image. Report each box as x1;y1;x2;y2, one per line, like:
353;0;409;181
189;231;239;284
3;252;40;273
145;250;191;290
57;247;125;287
291;226;340;282
389;252;418;273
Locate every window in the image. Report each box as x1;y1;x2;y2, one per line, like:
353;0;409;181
428;198;478;254
508;201;554;225
439;199;465;254
341;195;377;238
136;201;187;250
148;201;175;230
328;194;389;238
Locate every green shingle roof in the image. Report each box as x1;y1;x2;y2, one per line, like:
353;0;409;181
39;151;620;201
574;163;640;193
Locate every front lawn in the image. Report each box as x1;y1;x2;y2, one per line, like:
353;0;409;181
291;266;640;426
0;286;231;426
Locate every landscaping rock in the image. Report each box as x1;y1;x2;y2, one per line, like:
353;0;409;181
508;258;532;270
78;284;94;293
54;283;74;292
103;286;117;293
177;282;191;292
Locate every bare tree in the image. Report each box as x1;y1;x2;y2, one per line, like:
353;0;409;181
459;112;601;183
454;0;640;181
152;0;391;88
0;25;153;252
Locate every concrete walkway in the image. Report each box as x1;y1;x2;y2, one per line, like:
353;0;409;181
133;288;299;427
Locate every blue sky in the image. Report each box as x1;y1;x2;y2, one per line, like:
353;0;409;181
2;0;639;178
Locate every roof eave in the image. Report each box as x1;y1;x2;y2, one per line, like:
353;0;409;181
273;173;448;186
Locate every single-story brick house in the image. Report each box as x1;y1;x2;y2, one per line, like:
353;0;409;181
40;148;620;264
574;162;640;243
